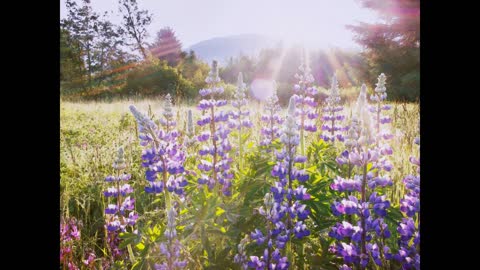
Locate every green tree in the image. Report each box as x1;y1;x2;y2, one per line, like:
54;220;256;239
150;27;183;66
60;27;93;96
177;50;210;91
347;0;420;101
60;28;84;88
118;0;153;60
91;18;135;85
62;0;100;86
124;58;195;99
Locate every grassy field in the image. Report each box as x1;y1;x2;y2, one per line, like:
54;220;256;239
60;98;419;269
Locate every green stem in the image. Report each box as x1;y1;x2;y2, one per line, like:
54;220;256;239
360;163;367;269
164;189;171;213
238;107;243;170
300;127;305;157
286;143;294;266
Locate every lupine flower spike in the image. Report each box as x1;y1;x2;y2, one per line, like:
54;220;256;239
154;206;187;270
129;102;187;198
395;135;420;269
196;60;233;196
229;72;252;169
103;147;137;263
320;74;345;142
292;56;318;156
370;73;393;140
329;86;393;269
260;81;284;153
238;96;311;269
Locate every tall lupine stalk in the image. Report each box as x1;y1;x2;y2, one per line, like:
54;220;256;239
292;60;318;156
60;217;81;270
234;235;251;269
370;73;393;139
129;97;187;210
328;86;394;269
368;74;394;213
103;147;138;263
238;97;311;269
229;72;253;169
196;60;233;196
161;94;176;133
394;136;420;269
154;206;187;270
260;82;284;154
320;74;345;142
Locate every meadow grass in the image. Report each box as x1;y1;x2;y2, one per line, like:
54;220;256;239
60;98;419;266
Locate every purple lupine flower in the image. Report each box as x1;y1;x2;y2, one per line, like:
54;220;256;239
154;206;187;270
292;59;318;156
260;81;284;151
130;100;188;196
369;73;394;147
293;221;310;239
238;97;311;269
234;235;250;270
251;229;266;245
103;147;136;263
320;75;346;142
247;256;265;269
196;61;233;196
294;185;311;200
230;72;252;168
369;174;393;188
331;176;362;192
329;83;397;268
395;136;420;269
159;94;176;130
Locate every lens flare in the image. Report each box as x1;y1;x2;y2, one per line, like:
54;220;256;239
250;79;275;101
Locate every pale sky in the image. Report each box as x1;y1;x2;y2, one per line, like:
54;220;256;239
60;0;379;49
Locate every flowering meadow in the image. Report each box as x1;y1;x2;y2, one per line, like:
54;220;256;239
60;61;420;269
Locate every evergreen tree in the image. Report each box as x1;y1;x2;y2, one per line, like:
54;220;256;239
150;27;182;66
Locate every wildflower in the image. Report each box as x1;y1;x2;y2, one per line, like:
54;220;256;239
154;206;187;270
292;57;318;155
238;97;311;269
196;61;233;196
260;81;284;151
103;147;137;263
320;74;346;142
130;97;188;196
395;136;420;269
60;217;81;269
329;84;395;268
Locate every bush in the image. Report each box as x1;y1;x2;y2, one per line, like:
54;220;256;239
123;60;195;99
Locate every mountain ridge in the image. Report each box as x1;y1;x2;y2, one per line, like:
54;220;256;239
187;34;282;64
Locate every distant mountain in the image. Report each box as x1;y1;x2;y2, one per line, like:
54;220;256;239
187;34;281;64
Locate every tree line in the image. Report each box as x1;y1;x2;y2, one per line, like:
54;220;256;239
60;0;419;102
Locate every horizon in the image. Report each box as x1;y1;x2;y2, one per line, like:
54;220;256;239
60;0;379;50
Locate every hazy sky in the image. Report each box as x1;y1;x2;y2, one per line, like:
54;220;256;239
60;0;379;49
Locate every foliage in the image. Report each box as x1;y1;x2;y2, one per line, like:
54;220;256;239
123;59;196;100
347;0;420;101
150;27;183;66
118;0;153;59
